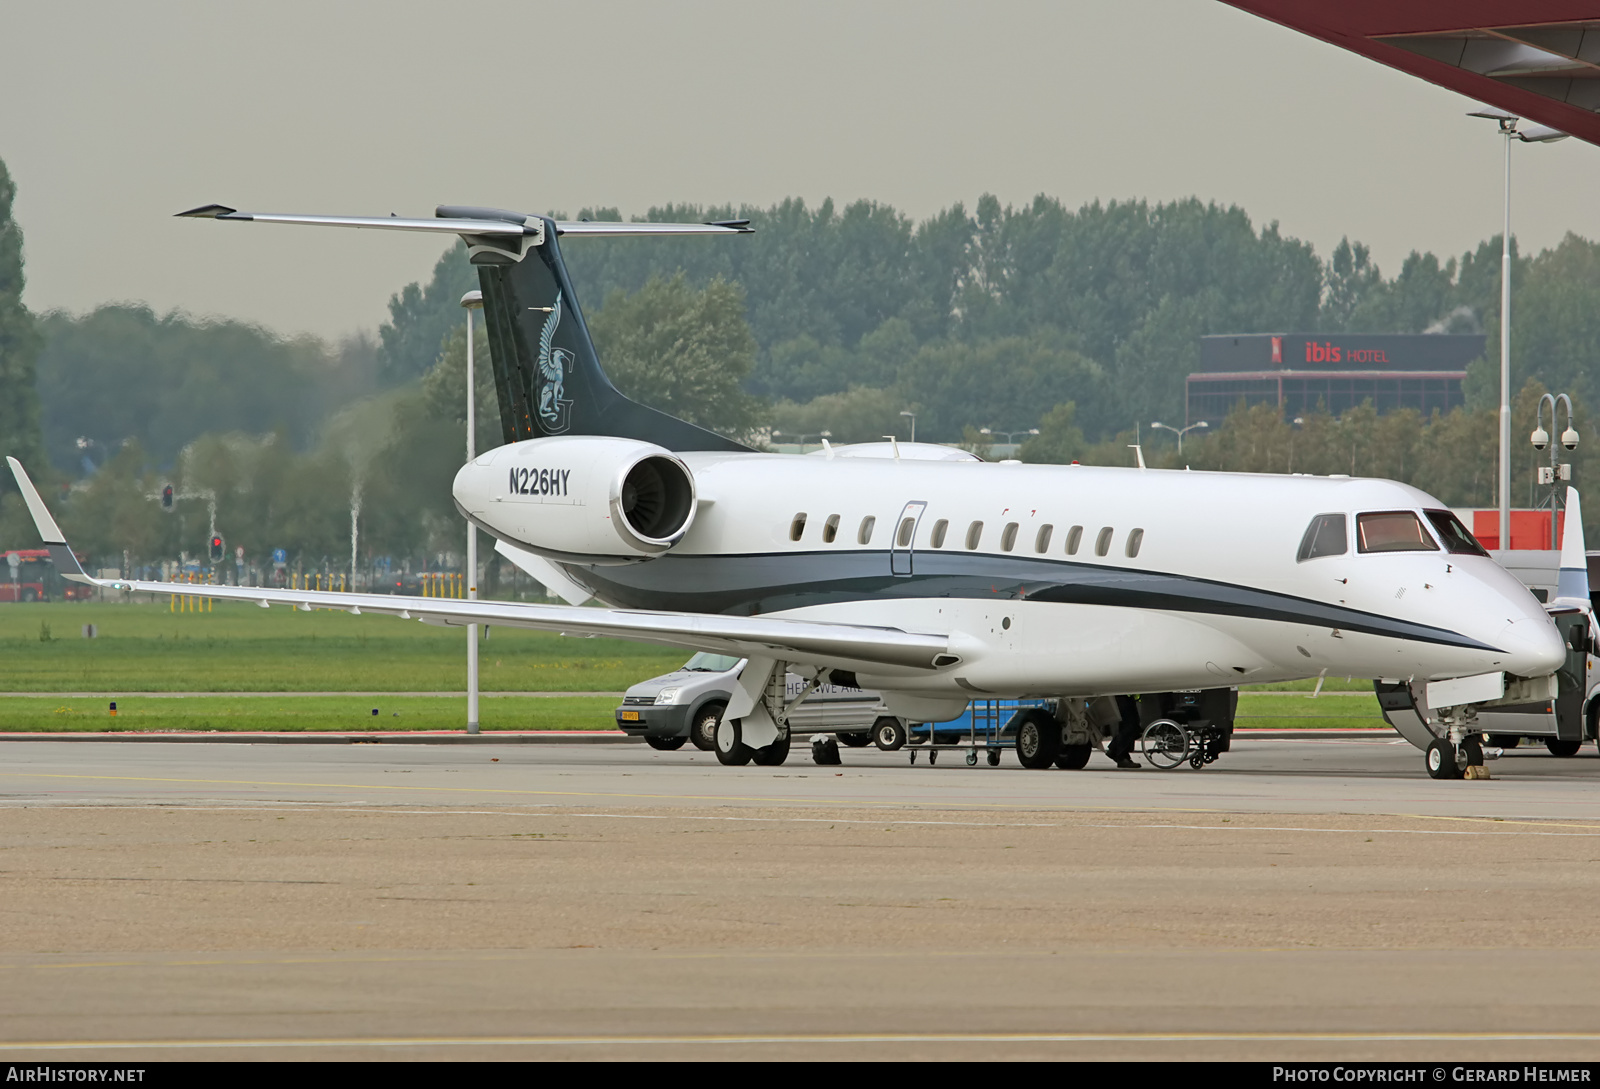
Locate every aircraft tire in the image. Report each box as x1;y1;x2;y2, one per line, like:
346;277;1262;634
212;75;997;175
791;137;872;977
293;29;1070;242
690;703;724;752
837;732;872;748
1546;739;1582;757
1458;735;1483;766
645;736;687;751
715;716;754;766
1014;709;1061;769
1054;744;1093;770
1425;738;1462;780
753;733;791;766
873;717;908;752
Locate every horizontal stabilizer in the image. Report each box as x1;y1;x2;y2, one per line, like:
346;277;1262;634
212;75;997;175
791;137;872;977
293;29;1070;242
176;206;532;236
177;205;754;237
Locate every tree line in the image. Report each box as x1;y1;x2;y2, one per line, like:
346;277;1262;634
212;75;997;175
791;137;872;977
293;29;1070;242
8;146;1600;572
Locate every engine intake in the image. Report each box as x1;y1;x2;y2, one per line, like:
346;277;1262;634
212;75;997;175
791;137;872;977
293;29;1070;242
618;456;695;543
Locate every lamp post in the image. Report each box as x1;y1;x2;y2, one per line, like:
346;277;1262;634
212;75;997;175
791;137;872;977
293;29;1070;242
460;289;484;734
1151;420;1209;455
1468;107;1567;551
979;427;1040;446
1531;392;1579;549
900;411;916;444
772;429;832;453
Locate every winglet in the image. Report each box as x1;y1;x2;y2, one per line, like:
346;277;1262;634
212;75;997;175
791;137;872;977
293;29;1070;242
1556;487;1589;604
5;457;91;582
175;204;241;218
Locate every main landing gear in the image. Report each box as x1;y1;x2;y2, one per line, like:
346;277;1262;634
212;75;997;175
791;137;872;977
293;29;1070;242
714;716;791;767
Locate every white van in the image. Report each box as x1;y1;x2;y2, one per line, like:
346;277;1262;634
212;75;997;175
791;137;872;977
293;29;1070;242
615;653;910;753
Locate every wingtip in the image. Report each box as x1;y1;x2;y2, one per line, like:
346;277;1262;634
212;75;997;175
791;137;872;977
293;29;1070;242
6;456;67;546
175;204;240;219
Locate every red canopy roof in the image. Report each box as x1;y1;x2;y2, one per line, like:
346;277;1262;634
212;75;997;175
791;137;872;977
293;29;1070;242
1224;2;1600;146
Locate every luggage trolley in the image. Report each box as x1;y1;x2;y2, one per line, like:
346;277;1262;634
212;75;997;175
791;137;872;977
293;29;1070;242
906;699;1054;767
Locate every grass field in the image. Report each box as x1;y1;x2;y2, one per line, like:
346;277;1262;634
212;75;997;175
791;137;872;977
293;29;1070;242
0;601;684;693
0;602;1389;733
0;694;620;732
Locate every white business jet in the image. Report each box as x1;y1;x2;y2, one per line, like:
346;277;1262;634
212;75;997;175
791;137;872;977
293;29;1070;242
4;203;1566;778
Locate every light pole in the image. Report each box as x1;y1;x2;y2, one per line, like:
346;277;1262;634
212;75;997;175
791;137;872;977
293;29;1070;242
772;429;832;453
461;289;484;734
1531;392;1579;549
1151;420;1209;455
900;411;916;444
1468;107;1567;551
979;427;1040;446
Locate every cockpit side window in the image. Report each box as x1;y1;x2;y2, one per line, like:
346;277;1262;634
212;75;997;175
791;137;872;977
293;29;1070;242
1356;511;1439;554
1424;510;1488;557
1296;513;1347;562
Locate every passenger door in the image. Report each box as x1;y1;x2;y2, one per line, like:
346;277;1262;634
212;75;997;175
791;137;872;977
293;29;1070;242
890;501;927;577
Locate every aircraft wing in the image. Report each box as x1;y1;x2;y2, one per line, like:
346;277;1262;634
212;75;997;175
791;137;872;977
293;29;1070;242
1222;2;1600;147
5;459;947;675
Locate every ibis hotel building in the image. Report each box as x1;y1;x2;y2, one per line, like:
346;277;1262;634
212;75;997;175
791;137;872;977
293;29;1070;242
1186;333;1485;426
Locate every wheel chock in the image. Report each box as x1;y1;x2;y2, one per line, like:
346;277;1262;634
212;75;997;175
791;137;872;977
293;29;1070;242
1463;765;1493;780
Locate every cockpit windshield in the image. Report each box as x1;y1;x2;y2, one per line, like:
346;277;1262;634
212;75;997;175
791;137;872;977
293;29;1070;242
1356;511;1439;553
1296;513;1348;562
1422;510;1488;557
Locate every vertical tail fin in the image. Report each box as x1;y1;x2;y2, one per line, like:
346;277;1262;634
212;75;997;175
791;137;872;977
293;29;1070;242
443;208;751;452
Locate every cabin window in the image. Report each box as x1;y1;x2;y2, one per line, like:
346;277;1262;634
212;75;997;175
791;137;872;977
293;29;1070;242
1357;511;1438;554
1065;525;1083;556
858;516;876;545
1424;510;1488;557
1035;524;1054;553
789;513;807;542
823;514;840;544
965;521;984;550
1296;513;1347;561
897;517;916;547
1095;527;1113;557
930;519;949;548
1000;522;1019;552
1125;528;1144;558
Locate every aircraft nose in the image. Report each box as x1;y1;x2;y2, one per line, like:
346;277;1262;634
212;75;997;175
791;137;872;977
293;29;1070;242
1497;614;1567;678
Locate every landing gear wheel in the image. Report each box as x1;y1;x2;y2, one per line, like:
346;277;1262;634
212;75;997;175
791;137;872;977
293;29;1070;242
1546;739;1582;757
714;716;753;766
1458;736;1484;767
689;703;724;752
1487;734;1521;750
873;717;907;752
645;736;687;751
837;732;871;748
752;732;791;766
1014;709;1062;769
1425;737;1462;779
1141;719;1189;770
986;748;1002;767
1055;744;1092;770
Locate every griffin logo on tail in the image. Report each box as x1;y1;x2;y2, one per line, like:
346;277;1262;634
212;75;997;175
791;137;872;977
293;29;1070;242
536;290;575;434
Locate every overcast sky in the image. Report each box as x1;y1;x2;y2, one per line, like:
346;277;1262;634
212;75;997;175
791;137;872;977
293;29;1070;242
3;0;1598;341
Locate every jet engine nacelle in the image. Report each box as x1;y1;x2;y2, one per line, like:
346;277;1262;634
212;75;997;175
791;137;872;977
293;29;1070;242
453;436;697;564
